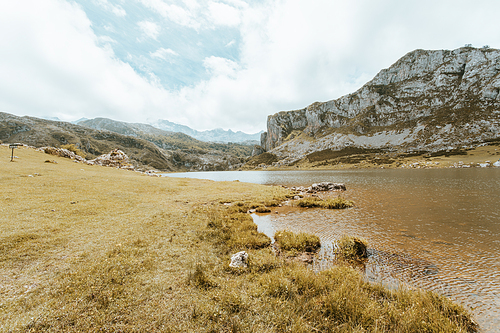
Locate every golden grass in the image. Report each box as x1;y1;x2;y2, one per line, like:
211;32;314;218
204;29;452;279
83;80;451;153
295;196;354;209
0;145;477;332
274;230;321;254
337;235;369;260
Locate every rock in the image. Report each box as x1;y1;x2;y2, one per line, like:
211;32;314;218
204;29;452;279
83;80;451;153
493;160;500;167
251;145;266;157
38;147;84;161
87;149;133;169
229;251;249;268
311;182;346;191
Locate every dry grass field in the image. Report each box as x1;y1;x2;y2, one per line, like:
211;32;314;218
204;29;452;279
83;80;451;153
0;145;477;332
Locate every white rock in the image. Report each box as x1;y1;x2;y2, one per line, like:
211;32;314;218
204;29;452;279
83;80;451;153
229;251;249;268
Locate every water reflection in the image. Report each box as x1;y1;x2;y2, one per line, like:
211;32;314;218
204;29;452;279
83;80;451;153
165;169;500;331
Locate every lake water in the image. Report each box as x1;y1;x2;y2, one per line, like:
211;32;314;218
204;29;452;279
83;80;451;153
164;169;500;331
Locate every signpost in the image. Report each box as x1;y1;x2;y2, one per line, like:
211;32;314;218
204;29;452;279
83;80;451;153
9;143;21;162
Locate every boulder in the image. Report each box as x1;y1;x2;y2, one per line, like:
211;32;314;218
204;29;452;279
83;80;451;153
229;251;249;268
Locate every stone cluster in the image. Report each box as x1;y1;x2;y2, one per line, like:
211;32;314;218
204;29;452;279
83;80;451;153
289;182;346;194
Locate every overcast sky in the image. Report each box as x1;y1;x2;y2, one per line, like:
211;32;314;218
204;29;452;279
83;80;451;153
1;0;499;133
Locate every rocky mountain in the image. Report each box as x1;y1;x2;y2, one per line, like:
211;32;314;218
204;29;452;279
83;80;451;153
0;113;252;171
149;119;262;144
0;112;175;170
258;46;500;166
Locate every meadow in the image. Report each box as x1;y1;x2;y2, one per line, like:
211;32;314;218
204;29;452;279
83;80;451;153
0;145;476;332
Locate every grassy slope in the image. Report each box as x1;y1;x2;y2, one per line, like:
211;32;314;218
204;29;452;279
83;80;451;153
0;146;476;332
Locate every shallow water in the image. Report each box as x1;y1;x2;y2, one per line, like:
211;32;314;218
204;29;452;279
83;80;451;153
165;169;500;331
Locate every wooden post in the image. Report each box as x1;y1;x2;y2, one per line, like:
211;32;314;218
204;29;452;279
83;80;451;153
9;143;20;162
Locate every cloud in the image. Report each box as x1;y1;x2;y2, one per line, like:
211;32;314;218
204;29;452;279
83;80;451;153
93;0;126;17
3;0;500;133
208;2;241;27
0;0;172;123
137;20;161;40
150;47;179;60
203;56;239;77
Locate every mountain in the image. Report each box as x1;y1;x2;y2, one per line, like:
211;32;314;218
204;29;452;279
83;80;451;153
77;117;253;158
0;113;252;171
257;46;500;166
149;119;262;144
0;112;175;170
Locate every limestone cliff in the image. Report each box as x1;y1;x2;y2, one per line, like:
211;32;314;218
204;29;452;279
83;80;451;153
261;47;500;164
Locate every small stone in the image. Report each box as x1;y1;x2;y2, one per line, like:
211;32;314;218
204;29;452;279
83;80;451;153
229;251;249;268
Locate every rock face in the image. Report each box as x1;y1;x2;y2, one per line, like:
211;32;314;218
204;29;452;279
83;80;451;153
261;47;500;164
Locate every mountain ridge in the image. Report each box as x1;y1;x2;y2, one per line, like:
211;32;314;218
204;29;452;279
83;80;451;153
0;112;253;171
258;46;500;166
148;119;262;144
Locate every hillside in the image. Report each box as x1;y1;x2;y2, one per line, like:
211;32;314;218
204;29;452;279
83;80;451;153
0;113;252;171
257;46;500;167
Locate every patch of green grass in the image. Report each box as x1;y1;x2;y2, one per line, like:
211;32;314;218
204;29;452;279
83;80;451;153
295;196;354;209
274;230;321;254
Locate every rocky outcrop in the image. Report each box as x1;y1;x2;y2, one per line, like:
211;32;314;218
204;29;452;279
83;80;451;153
288;182;346;194
87;149;134;170
251;145;266;157
38;146;86;162
261;47;500;164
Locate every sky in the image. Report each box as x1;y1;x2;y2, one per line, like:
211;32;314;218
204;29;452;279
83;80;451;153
1;0;500;133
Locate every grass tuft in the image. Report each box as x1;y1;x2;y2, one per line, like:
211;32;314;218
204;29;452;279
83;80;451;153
295;196;354;209
337;235;369;259
274;230;321;254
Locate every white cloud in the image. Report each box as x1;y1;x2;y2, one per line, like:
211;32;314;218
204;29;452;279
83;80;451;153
0;0;172;123
225;40;236;47
203;56;239;78
150;47;179;60
137;20;161;40
208;2;241;27
3;0;500;133
93;0;126;17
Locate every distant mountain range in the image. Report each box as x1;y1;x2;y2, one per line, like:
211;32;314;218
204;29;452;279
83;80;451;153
0;112;253;171
39;117;262;144
147;119;262;144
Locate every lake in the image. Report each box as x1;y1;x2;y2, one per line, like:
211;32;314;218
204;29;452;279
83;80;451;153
164;169;500;331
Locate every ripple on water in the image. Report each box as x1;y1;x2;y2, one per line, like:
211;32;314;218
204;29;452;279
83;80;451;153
253;200;500;332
